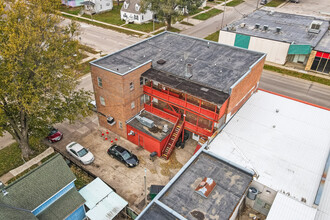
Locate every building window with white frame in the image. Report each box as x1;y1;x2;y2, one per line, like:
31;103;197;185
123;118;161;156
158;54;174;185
100;96;105;106
97;77;102;87
119;121;123;129
131;101;135;109
130;82;134;91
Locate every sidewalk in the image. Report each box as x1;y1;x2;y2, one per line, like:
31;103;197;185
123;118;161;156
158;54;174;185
0;147;54;184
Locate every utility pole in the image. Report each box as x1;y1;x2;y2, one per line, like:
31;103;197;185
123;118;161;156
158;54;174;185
144;168;147;207
256;0;260;9
220;0;226;29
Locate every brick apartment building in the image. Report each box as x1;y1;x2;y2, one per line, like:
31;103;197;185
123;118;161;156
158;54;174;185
90;32;265;159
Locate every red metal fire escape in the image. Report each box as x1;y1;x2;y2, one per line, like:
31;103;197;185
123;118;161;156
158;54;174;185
161;118;184;160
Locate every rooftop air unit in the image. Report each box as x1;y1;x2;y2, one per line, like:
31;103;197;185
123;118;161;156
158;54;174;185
0;181;8;196
263;25;269;31
136;115;154;128
240;23;246;28
276;27;282;33
255;23;260;29
195;177;216;198
185;63;193;79
309;21;322;34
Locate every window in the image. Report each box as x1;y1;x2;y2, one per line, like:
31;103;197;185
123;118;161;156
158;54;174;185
140;95;144;105
131;101;135;109
140;77;144;86
97;77;102;87
100;96;105;106
134;15;139;20
135;3;140;11
124;1;129;9
100;4;102;9
130;82;134;91
119;121;123;129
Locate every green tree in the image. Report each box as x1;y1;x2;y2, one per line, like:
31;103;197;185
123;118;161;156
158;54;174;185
0;0;91;159
140;0;204;29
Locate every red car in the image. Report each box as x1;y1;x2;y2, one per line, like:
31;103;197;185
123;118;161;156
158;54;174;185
47;127;63;143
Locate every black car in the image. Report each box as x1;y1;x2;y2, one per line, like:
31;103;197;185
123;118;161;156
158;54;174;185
107;145;139;168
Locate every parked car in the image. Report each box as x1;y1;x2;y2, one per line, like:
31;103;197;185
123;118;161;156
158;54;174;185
107;145;139;168
66;142;94;165
260;0;267;5
88;100;97;112
46;127;63;143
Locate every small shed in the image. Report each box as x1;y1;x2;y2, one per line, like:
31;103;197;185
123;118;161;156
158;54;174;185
79;178;128;220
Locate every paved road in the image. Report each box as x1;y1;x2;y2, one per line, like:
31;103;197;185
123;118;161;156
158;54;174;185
181;0;259;38
260;70;330;108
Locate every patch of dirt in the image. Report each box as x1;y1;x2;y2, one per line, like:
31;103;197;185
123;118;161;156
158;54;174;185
148;126;162;133
149;168;157;174
160;151;183;176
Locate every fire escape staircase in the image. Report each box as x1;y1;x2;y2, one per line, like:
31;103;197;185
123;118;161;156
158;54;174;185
161;119;184;160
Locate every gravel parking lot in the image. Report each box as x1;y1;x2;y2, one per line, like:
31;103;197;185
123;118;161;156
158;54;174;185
49;113;197;212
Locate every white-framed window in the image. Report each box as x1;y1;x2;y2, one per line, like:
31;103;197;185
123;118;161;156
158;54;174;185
140;77;144;86
119;121;123;129
131;101;135;109
135;3;140;11
140;95;144;105
97;77;102;87
100;4;102;9
130;82;134;91
124;1;129;9
100;96;105;106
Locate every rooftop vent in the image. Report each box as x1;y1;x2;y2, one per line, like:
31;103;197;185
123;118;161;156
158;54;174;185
163;124;168;133
263;25;269;31
185;63;193;79
309;21;322;33
157;59;166;65
194;177;216;198
200;87;209;92
276;27;281;33
136;115;154;128
240;23;246;28
0;181;8;196
255;23;260;29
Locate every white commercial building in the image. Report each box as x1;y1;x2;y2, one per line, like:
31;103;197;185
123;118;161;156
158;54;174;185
208;90;330;219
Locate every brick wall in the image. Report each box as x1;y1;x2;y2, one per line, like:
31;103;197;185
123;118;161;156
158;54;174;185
227;57;265;120
91;62;152;138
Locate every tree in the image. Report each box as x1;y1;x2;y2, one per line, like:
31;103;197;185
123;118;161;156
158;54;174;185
0;0;91;159
140;0;204;29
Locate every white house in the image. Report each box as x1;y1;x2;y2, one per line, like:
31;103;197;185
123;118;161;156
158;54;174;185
81;0;113;14
120;0;153;24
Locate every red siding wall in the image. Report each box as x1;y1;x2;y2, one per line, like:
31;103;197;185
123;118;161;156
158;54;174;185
126;124;169;156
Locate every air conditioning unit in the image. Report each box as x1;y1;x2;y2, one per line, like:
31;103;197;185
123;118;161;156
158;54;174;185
136;115;154;128
309;21;322;33
107;116;116;126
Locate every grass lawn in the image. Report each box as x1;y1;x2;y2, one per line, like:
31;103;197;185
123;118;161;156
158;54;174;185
204;31;219;42
60;5;82;15
82;3;125;26
70;165;94;189
77;58;97;76
204;6;211;10
153;27;180;35
193;8;223;20
124;22;165;33
265;0;286;7
180;21;194;26
79;44;99;54
0;143;24;177
189;8;204;16
264;64;330;86
226;0;244;7
61;14;143;36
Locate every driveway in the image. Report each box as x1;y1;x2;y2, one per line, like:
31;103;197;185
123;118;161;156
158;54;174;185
49;113;197;212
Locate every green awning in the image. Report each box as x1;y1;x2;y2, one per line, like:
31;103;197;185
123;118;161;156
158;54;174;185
234;34;250;49
288;45;311;55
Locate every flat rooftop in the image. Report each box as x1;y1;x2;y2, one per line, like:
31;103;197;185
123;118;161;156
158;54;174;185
208;90;330;208
92;32;265;93
138;151;253;219
223;10;329;47
315;30;330;53
127;110;174;141
142;68;230;105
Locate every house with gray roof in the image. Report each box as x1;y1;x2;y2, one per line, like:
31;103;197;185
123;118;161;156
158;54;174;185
219;10;329;70
0;154;86;220
120;0;153;24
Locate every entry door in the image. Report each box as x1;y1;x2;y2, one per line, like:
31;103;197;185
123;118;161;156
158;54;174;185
138;135;144;148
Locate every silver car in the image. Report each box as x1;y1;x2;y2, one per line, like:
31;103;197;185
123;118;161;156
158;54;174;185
66;142;94;165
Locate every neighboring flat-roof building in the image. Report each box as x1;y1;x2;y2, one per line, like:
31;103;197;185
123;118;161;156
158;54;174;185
307;30;330;74
91;31;265;159
219;10;329;68
207;90;330;219
0;154;86;220
136;148;254;220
